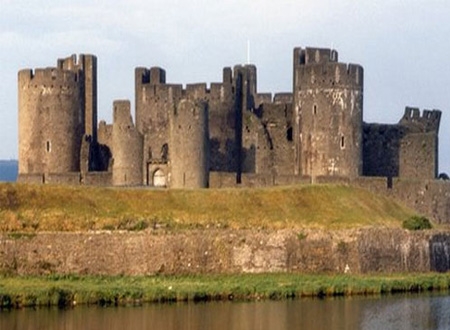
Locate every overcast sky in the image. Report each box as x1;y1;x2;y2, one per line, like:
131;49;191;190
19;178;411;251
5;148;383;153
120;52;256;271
1;0;449;172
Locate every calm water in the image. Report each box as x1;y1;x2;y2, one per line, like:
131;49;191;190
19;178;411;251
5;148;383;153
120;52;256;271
1;294;450;330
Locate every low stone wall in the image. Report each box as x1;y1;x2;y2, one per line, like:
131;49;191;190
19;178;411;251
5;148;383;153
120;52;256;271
83;171;112;186
1;228;449;276
209;172;311;188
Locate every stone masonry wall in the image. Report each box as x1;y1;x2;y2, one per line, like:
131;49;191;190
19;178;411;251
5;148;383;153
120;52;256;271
18;68;83;175
1;229;450;276
293;47;364;179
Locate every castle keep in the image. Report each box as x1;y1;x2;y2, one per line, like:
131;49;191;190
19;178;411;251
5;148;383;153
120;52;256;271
18;47;442;189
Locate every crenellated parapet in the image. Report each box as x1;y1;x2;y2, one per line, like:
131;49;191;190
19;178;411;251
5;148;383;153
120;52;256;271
294;47;338;65
136;67;166;86
293;47;363;91
19;67;80;85
57;54;98;140
399;107;441;133
185;83;208;100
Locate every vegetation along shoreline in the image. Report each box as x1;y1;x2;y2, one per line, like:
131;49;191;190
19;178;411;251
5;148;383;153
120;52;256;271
1;273;450;309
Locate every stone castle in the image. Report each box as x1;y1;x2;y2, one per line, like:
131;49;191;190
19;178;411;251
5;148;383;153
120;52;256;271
17;47;442;190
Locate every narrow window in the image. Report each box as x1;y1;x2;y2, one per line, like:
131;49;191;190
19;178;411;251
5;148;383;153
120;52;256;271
286;127;293;141
340;136;345;149
46;141;51;153
387;176;393;189
313;104;317;115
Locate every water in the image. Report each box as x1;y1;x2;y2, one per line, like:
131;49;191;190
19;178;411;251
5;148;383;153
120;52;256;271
1;294;450;330
0;160;18;182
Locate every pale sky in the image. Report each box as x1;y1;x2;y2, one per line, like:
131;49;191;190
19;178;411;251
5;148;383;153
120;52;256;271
1;0;450;172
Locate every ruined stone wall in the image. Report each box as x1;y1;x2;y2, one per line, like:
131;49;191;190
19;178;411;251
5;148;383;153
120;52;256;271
241;111;265;173
169;99;209;188
363;108;441;180
207;68;238;173
233;65;257;112
111;100;143;186
398;107;441;179
44;172;81;185
259;101;295;175
209;172;310;188
399;132;438;179
135;67;182;185
209;172;239;188
82;172;112;186
363;123;403;177
233;65;258;182
18;68;83;176
241;102;295;176
16;173;44;184
2;229;450;276
58;54;98;141
293;47;363;179
98;121;113;148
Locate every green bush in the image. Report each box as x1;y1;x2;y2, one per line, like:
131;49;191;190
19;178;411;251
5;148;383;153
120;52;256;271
402;216;432;230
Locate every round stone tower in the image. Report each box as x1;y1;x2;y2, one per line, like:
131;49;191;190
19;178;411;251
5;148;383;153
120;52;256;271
111;100;143;186
293;47;363;178
169;99;209;188
18;68;83;175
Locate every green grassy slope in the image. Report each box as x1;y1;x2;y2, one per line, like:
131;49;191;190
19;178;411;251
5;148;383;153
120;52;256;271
0;183;416;232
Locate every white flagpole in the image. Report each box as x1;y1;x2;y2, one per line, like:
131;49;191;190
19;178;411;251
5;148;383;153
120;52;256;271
247;40;250;65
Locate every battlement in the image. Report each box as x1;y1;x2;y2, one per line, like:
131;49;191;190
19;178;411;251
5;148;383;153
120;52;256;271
399;107;441;133
136;67;166;85
294;47;338;65
113;100;133;127
295;62;363;90
223;67;233;85
233;64;257;95
58;54;81;70
185;83;208;100
273;93;293;104
57;54;96;72
18;67;80;85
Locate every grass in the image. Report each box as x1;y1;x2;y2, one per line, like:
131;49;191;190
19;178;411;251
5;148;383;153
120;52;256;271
0;183;416;232
0;273;449;308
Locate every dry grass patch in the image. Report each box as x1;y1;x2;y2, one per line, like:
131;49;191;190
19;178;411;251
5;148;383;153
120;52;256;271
0;183;416;232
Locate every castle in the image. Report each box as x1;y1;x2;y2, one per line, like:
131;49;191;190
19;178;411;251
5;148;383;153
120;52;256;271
17;47;442;190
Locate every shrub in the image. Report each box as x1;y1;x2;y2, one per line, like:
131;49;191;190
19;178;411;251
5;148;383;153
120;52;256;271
402;216;432;230
117;218;149;231
297;231;307;240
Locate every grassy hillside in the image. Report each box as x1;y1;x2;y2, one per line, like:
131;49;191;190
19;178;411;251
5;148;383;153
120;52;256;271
0;183;416;232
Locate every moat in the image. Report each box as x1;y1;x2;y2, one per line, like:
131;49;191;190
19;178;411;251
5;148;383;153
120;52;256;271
2;293;450;330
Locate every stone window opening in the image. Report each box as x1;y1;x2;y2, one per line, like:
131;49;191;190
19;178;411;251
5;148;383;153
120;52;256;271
313;104;317;115
286;127;293;141
46;141;51;153
340;135;345;149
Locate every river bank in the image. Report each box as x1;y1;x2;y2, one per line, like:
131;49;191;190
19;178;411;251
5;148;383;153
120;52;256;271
1;273;450;308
